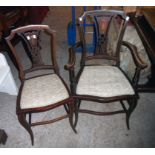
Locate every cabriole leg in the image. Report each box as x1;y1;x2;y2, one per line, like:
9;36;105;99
68;102;77;133
18;113;34;145
126;97;138;130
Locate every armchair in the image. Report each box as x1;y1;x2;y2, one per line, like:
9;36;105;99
65;10;147;130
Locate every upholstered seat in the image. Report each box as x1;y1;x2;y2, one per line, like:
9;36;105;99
76;66;135;97
21;74;69;109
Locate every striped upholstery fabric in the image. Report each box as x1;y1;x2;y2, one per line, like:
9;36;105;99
20;74;69;109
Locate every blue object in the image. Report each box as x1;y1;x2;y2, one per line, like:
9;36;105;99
67;22;76;46
67;6;76;46
67;6;100;52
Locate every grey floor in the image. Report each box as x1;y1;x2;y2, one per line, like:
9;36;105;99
0;7;155;148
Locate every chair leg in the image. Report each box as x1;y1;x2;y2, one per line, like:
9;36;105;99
29;113;32;125
74;99;81;128
64;104;69;114
18;113;34;145
68;102;77;133
126;97;138;130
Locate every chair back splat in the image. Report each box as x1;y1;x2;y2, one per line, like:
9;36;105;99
6;25;59;81
78;10;129;67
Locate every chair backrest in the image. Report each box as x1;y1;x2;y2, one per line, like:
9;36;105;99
78;10;129;66
5;25;59;81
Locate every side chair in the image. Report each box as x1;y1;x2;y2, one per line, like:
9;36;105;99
65;10;147;130
5;25;76;145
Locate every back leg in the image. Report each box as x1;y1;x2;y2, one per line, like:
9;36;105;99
68;102;77;133
74;99;81;128
126;97;138;130
64;104;69;114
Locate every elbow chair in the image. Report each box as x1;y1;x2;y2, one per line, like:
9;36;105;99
65;10;147;130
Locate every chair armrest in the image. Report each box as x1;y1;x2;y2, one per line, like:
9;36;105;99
64;41;82;70
121;41;147;69
64;41;82;94
121;41;147;89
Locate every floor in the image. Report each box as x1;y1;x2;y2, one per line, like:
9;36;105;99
0;7;155;148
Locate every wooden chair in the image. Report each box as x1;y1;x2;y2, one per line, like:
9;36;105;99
65;10;147;130
5;25;76;145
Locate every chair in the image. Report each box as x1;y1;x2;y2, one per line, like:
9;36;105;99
0;53;18;95
65;10;147;130
5;25;76;145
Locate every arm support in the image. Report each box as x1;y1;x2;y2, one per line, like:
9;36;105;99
64;41;82;70
122;41;147;69
64;41;82;94
121;41;147;89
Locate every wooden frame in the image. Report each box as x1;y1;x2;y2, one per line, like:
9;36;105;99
65;10;147;130
5;25;76;145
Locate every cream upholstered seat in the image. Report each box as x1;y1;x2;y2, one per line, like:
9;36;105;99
21;74;69;109
76;66;135;97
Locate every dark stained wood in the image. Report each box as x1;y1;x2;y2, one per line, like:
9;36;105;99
65;10;145;130
79;109;125;115
31;114;69;126
5;25;76;145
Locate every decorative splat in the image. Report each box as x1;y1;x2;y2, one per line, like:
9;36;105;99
95;33;108;55
18;30;44;66
93;15;111;55
94;15;121;57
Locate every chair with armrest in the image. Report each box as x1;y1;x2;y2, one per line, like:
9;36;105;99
65;10;147;130
5;25;76;145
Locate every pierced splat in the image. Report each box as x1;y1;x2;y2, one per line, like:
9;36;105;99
94;15;121;56
18;30;44;67
95;33;108;55
93;15;108;55
80;13;124;60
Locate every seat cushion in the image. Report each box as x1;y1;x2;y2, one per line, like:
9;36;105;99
76;66;135;98
20;74;69;109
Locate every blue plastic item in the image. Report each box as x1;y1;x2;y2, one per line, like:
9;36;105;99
67;6;76;46
67;22;76;46
67;6;100;52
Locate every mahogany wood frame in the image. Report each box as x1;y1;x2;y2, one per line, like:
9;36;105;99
5;25;76;145
65;10;147;130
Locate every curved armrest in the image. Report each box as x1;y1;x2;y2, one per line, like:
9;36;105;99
121;41;147;69
64;41;82;94
64;41;82;70
121;41;147;89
